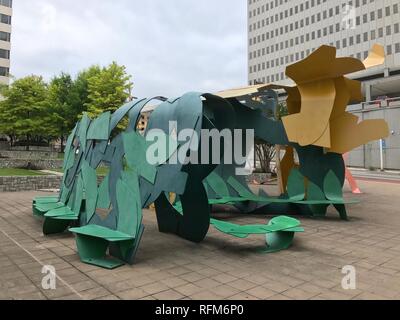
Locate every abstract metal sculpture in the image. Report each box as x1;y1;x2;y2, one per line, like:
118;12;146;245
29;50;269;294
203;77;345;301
33;45;389;269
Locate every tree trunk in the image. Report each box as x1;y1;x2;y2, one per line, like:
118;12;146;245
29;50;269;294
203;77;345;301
255;143;276;173
60;135;65;153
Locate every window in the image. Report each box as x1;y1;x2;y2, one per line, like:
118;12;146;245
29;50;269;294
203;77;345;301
0;14;11;25
0;66;8;76
370;11;375;21
387;45;392;55
0;48;10;59
0;0;12;8
0;31;10;42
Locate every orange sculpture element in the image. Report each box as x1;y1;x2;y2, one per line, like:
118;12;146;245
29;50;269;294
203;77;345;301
281;45;389;153
343;153;362;194
363;44;385;69
216;45;389;190
279;146;298;193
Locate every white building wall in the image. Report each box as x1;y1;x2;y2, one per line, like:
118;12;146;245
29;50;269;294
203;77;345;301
248;0;400;85
0;0;12;85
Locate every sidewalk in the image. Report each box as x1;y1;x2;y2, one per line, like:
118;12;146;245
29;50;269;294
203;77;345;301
350;168;400;183
1;179;400;300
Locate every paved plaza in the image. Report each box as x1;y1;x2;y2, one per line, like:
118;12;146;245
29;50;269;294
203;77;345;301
0;179;400;300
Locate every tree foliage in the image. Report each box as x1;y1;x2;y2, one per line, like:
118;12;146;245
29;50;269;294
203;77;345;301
0;75;56;149
86;62;133;118
0;62;133;150
47;73;77;150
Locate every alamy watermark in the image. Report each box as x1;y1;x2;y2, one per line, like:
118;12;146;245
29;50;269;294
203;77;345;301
341;265;357;290
41;265;57;290
342;4;357;30
146;121;255;176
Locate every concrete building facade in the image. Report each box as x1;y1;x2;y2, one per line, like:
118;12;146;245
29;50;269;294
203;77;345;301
0;0;12;85
248;0;400;170
248;0;400;85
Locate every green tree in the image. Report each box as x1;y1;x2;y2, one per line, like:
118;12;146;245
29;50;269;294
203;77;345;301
85;62;133;118
0;75;56;150
47;72;77;152
70;65;102;117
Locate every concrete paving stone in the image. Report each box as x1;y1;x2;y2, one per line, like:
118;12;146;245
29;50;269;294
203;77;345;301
54;294;83;300
190;290;223;300
178;272;208;283
103;280;139;293
245;286;276;299
210;284;240;298
295;283;327;295
192;277;221;289
226;292;259;300
117;288;150;300
157;274;188;287
139;295;157;300
11;291;47;300
164;266;192;276
80;287;111;300
147;270;173;282
152;289;186;300
70;280;99;292
228;279;258;291
140;282;170;295
244;274;272;285
1;181;400;300
211;273;238;284
40;285;78;299
95;295;120;300
174;283;204;296
283;288;320;300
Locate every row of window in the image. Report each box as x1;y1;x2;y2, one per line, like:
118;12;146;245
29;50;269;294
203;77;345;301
0;31;10;42
249;0;328;17
0;0;12;8
250;23;400;62
0;13;11;25
249;43;400;83
0;48;10;59
0;66;9;77
249;4;399;45
249;0;373;19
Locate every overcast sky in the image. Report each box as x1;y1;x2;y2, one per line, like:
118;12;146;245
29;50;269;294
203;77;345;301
11;0;248;98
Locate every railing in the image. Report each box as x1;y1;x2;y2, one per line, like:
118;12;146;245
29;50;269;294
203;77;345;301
361;96;400;109
362;99;386;109
387;97;400;107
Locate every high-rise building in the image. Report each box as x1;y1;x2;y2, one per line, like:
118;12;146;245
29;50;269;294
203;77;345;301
248;0;400;89
0;0;12;85
248;0;400;170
